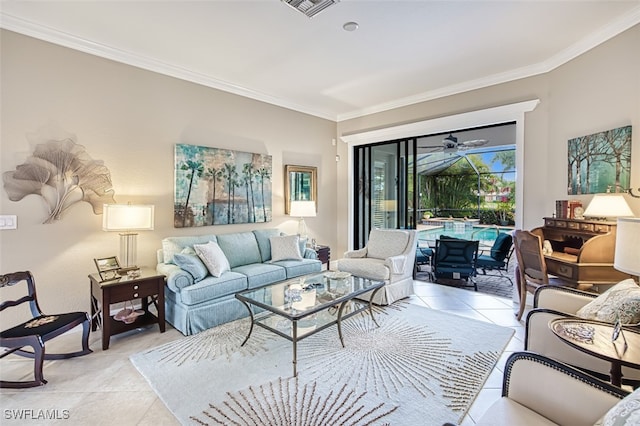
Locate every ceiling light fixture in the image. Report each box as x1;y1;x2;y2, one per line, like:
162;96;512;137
343;21;359;32
282;0;340;18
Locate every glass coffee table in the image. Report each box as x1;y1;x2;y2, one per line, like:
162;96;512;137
235;271;384;376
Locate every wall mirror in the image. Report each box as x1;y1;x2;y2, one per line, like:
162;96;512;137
285;165;317;214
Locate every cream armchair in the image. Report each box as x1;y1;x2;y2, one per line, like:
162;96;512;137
525;285;640;386
474;351;629;425
336;228;417;305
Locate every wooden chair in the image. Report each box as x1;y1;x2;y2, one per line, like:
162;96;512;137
0;271;92;388
513;230;569;320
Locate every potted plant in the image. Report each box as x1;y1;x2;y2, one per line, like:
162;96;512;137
496;193;514;226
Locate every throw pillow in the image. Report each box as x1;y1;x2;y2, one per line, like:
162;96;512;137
270;235;303;261
162;239;184;264
193;241;230;278
576;279;640;325
594;386;640;426
173;253;208;282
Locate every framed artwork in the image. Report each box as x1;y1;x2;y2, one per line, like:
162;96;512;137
567;125;632;195
174;144;272;228
284;165;317;214
94;256;120;281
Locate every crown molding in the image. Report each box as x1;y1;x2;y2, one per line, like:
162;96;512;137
0;12;337;122
337;5;640;122
2;5;639;124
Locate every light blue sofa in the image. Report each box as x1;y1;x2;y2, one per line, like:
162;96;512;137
156;229;321;335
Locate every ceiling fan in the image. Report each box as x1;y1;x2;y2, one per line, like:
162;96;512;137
419;133;488;153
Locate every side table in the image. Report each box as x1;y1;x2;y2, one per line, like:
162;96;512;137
312;245;330;270
550;318;640;387
89;267;165;350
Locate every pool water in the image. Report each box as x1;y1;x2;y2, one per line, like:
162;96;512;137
418;224;512;246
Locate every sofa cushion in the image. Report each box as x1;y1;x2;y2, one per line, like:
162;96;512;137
232;263;287;289
216;232;262;268
252;228;280;262
476;398;557;426
595;386;640;426
272;258;322;278
366;229;410;260
270;235;303;261
173;252;208;282
194;241;231;278
576;279;640;325
179;273;248;306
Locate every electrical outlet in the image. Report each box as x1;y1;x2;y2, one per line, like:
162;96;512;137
0;215;17;229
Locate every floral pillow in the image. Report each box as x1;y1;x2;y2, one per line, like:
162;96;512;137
193;241;230;278
576;279;640;325
594;386;640;426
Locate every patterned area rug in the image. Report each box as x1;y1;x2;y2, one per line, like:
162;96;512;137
131;303;513;425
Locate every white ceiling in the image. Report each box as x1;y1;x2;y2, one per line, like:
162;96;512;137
1;1;639;122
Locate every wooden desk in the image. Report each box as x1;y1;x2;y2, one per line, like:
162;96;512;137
89;268;165;350
550;318;640;387
536;218;631;291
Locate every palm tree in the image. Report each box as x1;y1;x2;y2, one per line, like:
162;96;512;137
257;166;271;222
180;159;204;227
242;162;256;222
206;167;223;224
222;163;237;224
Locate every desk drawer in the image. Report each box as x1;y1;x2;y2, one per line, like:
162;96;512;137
547;261;576;280
108;279;160;302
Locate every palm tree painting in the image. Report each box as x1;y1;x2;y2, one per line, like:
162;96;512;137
567;126;632;195
174;144;272;227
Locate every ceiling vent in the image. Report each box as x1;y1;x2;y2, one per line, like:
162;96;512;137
282;0;340;18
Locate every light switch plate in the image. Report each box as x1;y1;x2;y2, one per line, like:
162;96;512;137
0;215;17;229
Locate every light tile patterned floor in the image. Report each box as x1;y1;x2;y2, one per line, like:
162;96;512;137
0;281;528;425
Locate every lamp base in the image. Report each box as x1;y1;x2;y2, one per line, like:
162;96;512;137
119;232;138;268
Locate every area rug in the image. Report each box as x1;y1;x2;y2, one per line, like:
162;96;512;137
130;303;513;425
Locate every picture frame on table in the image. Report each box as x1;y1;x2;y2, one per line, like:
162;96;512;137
94;256;121;281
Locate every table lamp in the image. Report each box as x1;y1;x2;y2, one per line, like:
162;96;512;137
614;217;640;282
103;204;155;269
289;200;316;242
583;194;633;221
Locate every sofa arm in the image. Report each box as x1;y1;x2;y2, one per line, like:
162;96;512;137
501;352;628;425
533;285;598;314
385;254;409;275
157;262;194;293
344;247;367;258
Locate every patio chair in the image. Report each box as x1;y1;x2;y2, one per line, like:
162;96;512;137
432;238;479;291
476;232;514;285
414;240;433;279
0;271;92;388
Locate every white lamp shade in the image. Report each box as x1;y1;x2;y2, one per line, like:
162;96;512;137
103;204;155;231
289;200;316;217
583;194;633;219
614;217;640;276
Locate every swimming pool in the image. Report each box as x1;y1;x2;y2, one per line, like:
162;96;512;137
418;224;512;246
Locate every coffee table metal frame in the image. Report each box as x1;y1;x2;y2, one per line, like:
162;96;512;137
236;272;384;377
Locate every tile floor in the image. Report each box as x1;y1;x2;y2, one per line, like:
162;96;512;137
0;281;530;425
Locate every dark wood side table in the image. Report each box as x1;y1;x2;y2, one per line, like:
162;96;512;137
312;245;330;270
550;318;640;387
89;268;165;350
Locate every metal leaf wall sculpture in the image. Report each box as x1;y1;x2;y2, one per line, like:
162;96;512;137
3;138;116;224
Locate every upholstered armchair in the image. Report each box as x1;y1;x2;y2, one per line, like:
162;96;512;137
525;284;640;386
337;229;417;305
473;351;630;425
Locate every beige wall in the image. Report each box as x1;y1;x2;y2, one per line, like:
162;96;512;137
1;24;639;315
337;24;639;256
0;30;337;315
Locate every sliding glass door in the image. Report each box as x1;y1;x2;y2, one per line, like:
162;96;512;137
353;139;416;248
